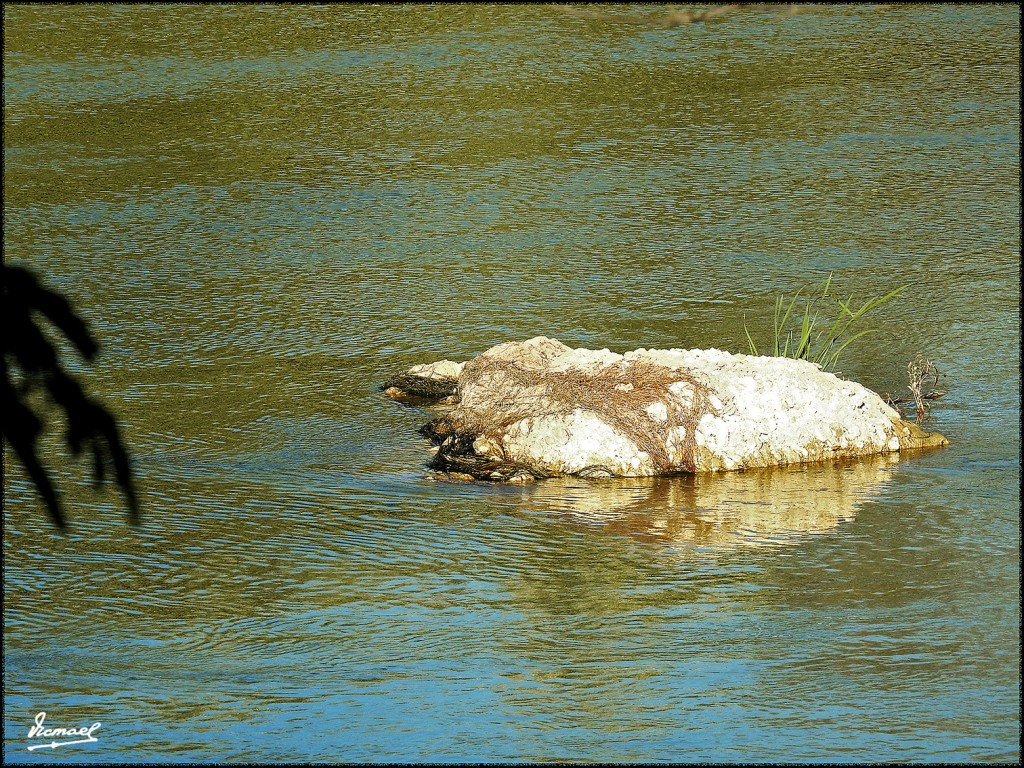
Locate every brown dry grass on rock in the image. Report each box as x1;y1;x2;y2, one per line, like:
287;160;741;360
425;357;719;475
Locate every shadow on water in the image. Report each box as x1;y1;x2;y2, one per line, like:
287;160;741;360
1;264;138;529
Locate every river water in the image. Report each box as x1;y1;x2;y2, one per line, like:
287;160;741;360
3;4;1020;763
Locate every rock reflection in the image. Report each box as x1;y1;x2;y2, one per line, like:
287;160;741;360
509;453;900;550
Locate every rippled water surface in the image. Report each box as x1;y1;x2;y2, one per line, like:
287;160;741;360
3;4;1020;763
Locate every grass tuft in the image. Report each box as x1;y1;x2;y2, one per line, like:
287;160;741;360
743;273;905;371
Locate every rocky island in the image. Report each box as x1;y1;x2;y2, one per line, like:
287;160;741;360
383;337;948;481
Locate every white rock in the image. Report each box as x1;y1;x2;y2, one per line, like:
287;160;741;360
403;337;949;479
472;435;503;459
408;359;464;380
503;410;654;475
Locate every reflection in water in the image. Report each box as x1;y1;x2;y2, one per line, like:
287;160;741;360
507;452;900;550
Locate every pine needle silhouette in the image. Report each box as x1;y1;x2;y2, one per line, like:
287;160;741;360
2;264;138;529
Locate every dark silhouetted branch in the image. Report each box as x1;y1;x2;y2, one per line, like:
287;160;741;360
2;264;138;529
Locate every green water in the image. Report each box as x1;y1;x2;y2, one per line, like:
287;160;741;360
3;4;1020;763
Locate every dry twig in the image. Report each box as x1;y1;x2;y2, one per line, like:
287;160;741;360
883;355;945;423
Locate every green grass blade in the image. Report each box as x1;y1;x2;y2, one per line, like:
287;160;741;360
743;319;758;356
774;290;801;357
796;304;815;359
824;329;876;370
822;271;833;296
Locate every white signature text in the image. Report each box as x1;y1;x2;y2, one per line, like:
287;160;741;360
26;711;101;751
